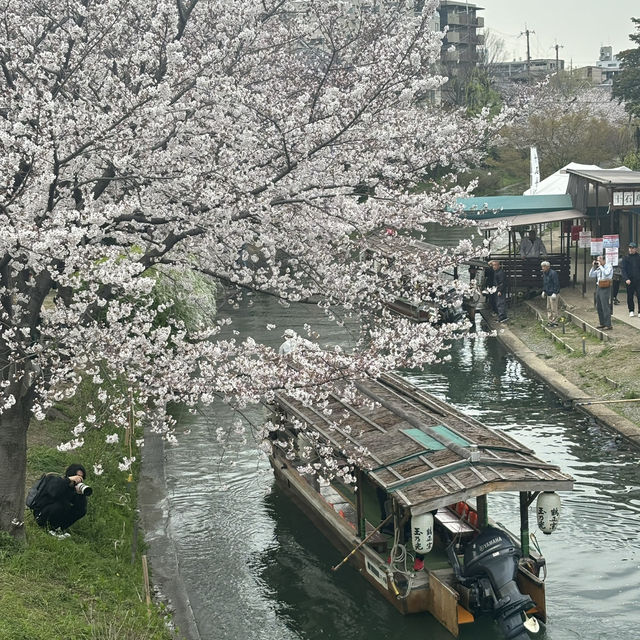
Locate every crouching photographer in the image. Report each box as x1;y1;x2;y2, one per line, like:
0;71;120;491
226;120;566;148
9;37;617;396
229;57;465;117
28;463;91;533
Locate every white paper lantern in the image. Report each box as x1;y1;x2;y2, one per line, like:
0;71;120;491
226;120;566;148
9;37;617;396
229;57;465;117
411;512;434;554
536;492;561;535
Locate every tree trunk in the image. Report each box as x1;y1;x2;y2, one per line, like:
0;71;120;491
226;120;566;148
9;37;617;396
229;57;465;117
0;395;31;541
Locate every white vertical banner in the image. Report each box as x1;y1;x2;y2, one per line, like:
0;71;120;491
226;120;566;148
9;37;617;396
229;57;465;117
529;147;540;194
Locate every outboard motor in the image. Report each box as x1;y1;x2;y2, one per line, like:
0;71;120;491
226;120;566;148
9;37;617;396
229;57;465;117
448;526;537;640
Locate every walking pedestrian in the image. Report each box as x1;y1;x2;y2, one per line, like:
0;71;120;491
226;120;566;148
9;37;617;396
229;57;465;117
589;255;613;330
621;242;640;317
540;261;560;326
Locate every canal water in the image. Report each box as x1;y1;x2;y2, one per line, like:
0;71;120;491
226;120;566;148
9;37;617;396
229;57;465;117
163;293;640;640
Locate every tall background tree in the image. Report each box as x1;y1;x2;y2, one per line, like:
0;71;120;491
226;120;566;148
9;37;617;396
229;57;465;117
0;0;508;538
465;84;634;195
613;17;640;119
613;17;640;170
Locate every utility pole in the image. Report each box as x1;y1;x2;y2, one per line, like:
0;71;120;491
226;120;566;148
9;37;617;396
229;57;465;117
520;28;535;82
553;42;564;72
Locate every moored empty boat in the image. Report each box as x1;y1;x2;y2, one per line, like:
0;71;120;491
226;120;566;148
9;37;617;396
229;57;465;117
267;372;573;639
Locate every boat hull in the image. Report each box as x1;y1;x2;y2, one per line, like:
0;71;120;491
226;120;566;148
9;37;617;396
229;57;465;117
270;457;464;636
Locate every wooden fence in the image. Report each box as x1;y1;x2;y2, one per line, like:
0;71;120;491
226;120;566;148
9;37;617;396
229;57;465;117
486;254;571;295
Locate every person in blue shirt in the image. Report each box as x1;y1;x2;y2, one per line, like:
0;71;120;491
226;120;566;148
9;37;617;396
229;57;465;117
540;261;560;326
589;255;613;330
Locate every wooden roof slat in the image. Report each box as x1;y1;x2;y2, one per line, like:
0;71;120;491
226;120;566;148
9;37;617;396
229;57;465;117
274;373;574;511
468;465;489;483
329;392;387;434
445;472;467;491
276;394;407;481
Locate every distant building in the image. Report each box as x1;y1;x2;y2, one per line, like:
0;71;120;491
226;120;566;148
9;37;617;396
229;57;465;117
596;46;621;85
438;0;485;72
571;65;606;86
491;58;564;84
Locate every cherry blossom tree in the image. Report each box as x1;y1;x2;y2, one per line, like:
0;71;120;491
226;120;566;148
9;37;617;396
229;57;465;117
0;0;508;538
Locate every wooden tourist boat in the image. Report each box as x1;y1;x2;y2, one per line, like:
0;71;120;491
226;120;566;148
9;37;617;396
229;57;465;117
362;234;482;324
267;372;573;639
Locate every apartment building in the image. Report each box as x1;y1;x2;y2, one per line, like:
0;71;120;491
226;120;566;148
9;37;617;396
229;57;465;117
438;1;485;72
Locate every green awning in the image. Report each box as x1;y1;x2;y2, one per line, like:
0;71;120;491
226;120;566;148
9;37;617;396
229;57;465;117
456;194;574;221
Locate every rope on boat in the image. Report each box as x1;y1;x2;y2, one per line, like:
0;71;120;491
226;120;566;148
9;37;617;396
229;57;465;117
388;526;415;600
529;532;547;582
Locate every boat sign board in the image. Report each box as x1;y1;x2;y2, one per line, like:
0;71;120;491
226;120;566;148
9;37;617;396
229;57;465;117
365;556;389;589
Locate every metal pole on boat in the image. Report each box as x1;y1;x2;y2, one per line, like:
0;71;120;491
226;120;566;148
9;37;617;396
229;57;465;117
356;470;366;540
476;494;488;529
331;514;393;573
519;492;530;557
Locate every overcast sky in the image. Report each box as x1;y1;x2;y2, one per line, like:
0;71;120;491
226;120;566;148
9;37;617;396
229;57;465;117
477;0;638;68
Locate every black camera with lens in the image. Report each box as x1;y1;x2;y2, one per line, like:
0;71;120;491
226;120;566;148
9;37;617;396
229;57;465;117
75;481;93;496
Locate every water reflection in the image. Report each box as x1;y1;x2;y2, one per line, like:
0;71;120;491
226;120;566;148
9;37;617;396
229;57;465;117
404;333;640;639
163;296;640;640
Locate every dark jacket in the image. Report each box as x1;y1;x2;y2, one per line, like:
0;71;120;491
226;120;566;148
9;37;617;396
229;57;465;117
33;475;87;530
621;253;640;282
542;268;560;295
484;265;494;289
492;267;506;294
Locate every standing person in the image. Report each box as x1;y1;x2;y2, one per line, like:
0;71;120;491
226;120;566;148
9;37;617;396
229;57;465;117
621;241;640;317
540;261;560;326
520;229;547;258
589;255;613;330
490;260;508;323
28;463;91;535
612;260;622;306
482;260;496;314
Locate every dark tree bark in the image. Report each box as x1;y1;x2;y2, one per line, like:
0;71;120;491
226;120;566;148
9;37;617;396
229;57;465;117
0;383;32;541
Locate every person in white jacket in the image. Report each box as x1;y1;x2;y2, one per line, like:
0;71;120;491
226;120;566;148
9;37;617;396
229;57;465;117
589;255;613;330
278;329;315;355
520;229;547;258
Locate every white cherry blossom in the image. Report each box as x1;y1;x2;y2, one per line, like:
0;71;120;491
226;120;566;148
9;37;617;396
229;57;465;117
0;0;514;537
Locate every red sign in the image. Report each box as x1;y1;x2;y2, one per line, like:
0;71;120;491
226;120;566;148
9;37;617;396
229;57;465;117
571;225;582;241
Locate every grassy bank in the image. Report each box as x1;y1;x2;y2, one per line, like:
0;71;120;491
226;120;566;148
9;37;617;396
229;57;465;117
504;301;640;429
0;385;174;640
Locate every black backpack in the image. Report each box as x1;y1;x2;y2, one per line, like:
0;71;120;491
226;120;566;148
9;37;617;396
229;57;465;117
25;473;55;510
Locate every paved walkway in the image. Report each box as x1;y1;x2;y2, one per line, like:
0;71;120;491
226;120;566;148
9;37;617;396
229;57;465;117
558;284;640;332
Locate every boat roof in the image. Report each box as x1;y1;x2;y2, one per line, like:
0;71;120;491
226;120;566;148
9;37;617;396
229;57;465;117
275;372;574;515
364;234;487;268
